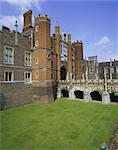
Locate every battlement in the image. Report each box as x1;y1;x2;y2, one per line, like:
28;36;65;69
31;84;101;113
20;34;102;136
39;14;50;19
1;26;18;35
35;14;50;24
0;25;31;44
73;40;83;44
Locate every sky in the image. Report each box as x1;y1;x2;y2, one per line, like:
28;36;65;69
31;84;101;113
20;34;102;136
0;0;117;62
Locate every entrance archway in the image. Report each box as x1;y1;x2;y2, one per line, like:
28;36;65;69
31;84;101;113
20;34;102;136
74;90;84;99
61;89;69;97
90;91;102;101
60;65;67;80
110;92;118;102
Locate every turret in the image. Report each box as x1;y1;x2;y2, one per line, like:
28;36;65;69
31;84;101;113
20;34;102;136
34;14;51;49
32;14;54;103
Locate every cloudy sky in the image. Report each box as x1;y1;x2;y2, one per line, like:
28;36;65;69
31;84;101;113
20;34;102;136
0;0;117;62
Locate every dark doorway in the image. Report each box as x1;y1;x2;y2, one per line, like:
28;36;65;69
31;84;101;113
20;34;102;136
60;66;67;80
110;92;118;102
74;90;84;99
61;89;69;97
90;91;102;101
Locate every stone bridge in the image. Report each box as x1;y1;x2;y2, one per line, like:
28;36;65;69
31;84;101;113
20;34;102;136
57;79;118;104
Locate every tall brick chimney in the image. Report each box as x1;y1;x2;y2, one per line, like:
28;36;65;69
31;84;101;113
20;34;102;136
23;10;32;32
73;41;83;79
55;25;61;80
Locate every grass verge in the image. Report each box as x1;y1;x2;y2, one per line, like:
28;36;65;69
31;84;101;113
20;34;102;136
1;99;118;150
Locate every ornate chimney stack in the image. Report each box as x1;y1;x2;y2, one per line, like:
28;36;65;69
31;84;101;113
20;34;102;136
55;25;61;80
73;41;83;80
23;10;32;32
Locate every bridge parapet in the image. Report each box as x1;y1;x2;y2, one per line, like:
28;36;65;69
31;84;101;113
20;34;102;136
57;79;118;104
58;79;118;90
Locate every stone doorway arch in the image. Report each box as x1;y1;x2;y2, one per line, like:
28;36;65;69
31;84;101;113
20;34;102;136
110;92;118;102
61;89;69;98
74;90;84;99
90;91;102;101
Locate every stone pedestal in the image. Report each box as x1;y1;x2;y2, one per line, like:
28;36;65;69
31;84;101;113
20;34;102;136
84;89;92;102
102;91;110;104
84;93;91;102
69;89;75;99
57;87;61;98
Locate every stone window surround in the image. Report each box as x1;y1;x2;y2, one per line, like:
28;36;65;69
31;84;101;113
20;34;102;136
4;70;14;82
24;51;32;66
24;71;32;84
4;45;14;65
89;66;93;74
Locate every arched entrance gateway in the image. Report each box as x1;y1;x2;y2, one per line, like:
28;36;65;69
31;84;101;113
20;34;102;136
61;89;69;98
90;91;102;101
74;90;84;99
110;92;118;102
60;65;67;80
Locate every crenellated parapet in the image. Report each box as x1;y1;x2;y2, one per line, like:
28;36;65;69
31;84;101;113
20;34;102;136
57;79;118;104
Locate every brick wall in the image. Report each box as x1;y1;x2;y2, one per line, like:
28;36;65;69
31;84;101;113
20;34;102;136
0;81;57;110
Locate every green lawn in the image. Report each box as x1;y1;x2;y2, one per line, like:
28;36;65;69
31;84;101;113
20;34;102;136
1;99;118;150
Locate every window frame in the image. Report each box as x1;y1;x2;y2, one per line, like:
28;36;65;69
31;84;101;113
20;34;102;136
89;66;93;74
4;45;14;65
24;72;32;84
4;71;14;82
24;51;32;66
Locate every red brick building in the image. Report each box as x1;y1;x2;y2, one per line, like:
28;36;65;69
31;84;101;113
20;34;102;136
0;10;84;109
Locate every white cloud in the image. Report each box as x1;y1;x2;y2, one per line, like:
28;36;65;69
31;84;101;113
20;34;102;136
1;0;44;12
95;36;111;47
0;16;17;28
0;15;23;31
87;36;116;61
0;0;45;31
97;36;110;45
